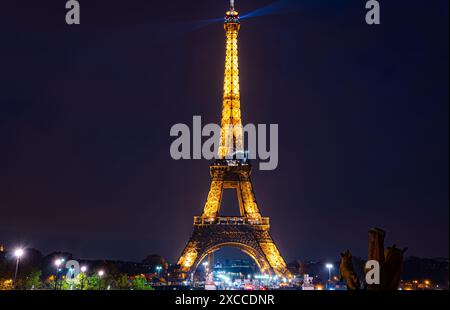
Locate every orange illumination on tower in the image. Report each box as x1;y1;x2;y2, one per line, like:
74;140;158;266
218;4;243;159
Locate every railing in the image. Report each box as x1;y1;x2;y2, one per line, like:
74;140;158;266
212;159;251;167
193;216;270;226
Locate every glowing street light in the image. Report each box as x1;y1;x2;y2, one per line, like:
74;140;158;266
202;261;210;282
80;266;88;290
13;248;24;289
155;265;163;278
202;261;209;272
54;258;64;290
325;263;333;288
54;259;63;267
14;248;24;258
97;270;105;290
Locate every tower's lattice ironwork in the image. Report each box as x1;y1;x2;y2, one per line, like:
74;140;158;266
177;1;291;278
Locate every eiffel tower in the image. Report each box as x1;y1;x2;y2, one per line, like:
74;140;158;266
177;0;291;278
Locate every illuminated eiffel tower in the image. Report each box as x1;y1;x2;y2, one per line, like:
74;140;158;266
177;0;290;278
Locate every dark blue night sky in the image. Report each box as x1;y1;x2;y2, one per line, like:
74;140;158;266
0;0;448;263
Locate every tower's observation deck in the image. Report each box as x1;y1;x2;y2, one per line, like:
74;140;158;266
194;216;270;228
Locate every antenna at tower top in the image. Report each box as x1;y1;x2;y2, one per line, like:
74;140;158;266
225;0;239;22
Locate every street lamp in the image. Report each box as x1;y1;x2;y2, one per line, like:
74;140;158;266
54;258;63;290
202;262;209;271
155;266;162;278
325;263;333;289
80;266;87;290
202;262;209;272
202;262;209;282
13;248;24;289
97;270;105;290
